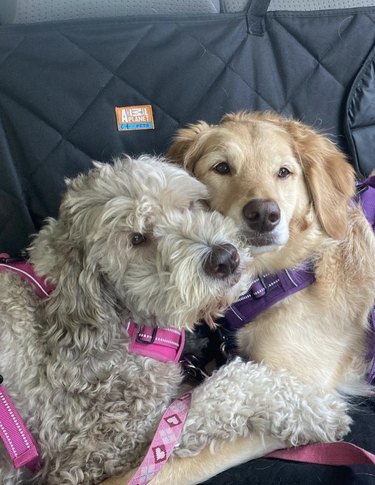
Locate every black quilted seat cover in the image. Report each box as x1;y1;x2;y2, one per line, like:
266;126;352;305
1;6;375;253
203;399;375;485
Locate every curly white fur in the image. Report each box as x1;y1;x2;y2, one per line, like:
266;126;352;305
177;358;351;456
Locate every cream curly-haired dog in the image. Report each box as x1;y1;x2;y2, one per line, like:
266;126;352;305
0;155;353;485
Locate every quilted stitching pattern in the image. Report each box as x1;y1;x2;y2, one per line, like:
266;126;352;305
346;43;375;176
0;9;375;252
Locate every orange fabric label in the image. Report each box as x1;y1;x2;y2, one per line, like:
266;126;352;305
115;105;154;131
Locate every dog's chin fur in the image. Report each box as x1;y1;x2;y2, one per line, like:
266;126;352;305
250;243;284;255
240;228;289;254
168;111;375;394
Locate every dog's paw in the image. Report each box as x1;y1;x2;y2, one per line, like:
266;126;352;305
315;394;352;442
279;391;352;447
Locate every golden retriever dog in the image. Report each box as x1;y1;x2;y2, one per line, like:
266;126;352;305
168;110;375;392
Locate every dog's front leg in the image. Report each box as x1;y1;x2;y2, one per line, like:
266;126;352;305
101;434;283;485
148;434;283;485
99;358;351;485
176;357;351;454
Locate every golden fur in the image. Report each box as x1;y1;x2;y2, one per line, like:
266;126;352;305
168;111;375;392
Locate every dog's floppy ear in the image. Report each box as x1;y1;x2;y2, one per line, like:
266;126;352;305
285;121;355;240
29;180;116;336
167;121;210;172
30;219;111;333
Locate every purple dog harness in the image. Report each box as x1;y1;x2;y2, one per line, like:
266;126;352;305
224;263;315;330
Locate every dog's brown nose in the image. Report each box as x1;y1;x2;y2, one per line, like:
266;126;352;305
203;244;240;279
243;199;280;232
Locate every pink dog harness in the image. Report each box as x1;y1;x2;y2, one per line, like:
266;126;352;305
0;253;49;472
0;253;188;478
0;378;40;473
0;254;53;297
126;321;185;363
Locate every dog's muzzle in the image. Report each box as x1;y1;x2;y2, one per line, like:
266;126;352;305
203;244;240;279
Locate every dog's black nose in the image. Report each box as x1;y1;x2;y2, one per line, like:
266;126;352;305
242;199;280;232
204;244;240;279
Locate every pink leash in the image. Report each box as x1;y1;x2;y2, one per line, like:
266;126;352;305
128;392;192;485
129;430;375;485
268;441;375;465
125;414;375;485
122;323;190;484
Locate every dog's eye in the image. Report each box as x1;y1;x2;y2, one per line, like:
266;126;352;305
131;233;146;246
278;167;291;178
212;162;231;175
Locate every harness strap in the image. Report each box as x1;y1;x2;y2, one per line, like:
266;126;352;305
224;263;315;330
0;377;39;472
357;176;375;382
0;254;53;298
367;309;375;383
128;392;192;485
0;253;52;472
127;322;185;363
357;175;375;232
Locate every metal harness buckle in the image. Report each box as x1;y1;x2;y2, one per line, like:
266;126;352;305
135;326;157;345
249;274;269;299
